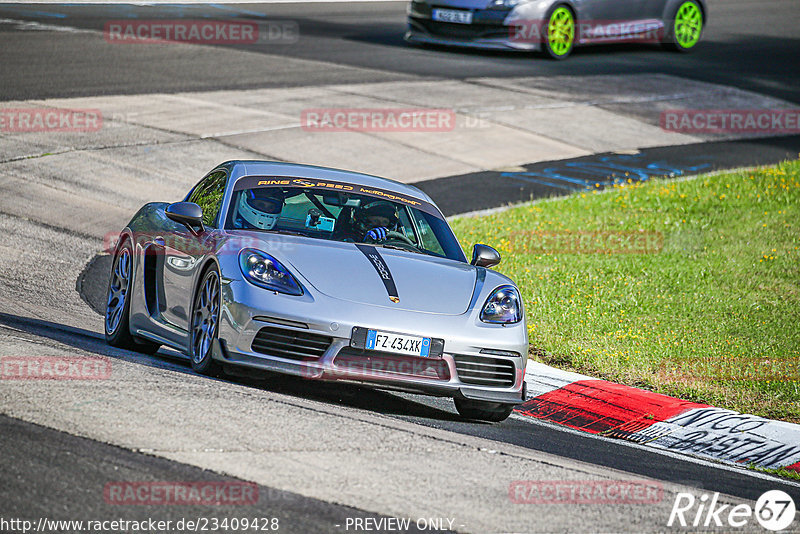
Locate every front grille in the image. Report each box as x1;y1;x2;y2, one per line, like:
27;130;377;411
454;354;516;387
412;18;509;40
333;348;450;381
251;326;332;361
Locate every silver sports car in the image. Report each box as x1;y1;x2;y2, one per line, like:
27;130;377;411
105;161;528;422
406;0;706;59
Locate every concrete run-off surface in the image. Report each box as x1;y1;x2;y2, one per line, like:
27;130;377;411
2;73;793;187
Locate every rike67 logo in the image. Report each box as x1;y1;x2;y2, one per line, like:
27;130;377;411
668;490;796;531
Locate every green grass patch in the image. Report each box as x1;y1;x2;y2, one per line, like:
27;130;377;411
750;465;800;482
451;161;800;423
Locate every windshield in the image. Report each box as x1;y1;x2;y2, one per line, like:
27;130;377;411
225;179;466;262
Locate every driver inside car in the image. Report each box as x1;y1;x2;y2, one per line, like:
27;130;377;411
353;201;401;243
232;188;285;230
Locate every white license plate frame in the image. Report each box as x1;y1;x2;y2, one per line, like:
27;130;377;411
366;329;432;358
432;8;473;25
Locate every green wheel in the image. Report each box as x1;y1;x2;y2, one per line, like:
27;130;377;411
667;0;703;52
543;5;575;60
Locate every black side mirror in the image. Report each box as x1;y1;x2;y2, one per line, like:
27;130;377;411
166;202;204;233
471;244;501;268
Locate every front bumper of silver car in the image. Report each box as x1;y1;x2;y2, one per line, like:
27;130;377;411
214;281;529;405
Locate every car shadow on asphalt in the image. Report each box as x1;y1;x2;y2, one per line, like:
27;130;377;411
232;368;466;422
348;33;667;59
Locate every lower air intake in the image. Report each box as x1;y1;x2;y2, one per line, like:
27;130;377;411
333;348;450;380
454;354;516;387
251;326;332;361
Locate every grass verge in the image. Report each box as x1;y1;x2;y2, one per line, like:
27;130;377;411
451;160;800;423
750;465;800;482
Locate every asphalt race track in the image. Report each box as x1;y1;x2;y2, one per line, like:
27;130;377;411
1;415;435;534
0;1;798;104
1;1;800;532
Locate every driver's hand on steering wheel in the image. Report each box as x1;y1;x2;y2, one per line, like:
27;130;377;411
366;227;388;241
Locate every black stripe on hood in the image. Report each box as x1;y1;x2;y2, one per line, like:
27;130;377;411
355;244;400;303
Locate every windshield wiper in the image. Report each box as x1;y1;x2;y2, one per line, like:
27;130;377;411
264;229;308;237
375;243;426;255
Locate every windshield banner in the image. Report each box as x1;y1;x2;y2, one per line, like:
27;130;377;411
232;176;441;217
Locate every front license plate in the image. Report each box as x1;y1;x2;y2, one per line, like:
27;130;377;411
366;329;432;358
432;8;473;24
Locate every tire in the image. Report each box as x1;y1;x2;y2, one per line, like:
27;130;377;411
664;0;703;52
189;264;223;376
543;5;575;60
454;397;515;422
105;239;161;355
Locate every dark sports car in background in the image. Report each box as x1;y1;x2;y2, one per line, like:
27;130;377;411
105;161;528;422
406;0;706;59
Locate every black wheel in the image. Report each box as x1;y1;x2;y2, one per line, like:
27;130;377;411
190;264;223;376
542;4;575;60
105;239;160;355
663;0;704;52
454;397;515;422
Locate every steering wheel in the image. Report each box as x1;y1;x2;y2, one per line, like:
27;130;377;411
364;230;418;250
385;230;415;245
383;231;421;252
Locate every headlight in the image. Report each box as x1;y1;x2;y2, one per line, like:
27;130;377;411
238;248;303;296
488;0;522;9
480;285;522;324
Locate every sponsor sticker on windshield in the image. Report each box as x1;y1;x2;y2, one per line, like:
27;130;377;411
233;176;441;216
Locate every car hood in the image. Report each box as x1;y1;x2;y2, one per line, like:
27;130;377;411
229;233;478;315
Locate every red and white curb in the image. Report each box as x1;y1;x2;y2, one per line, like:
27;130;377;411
520;361;800;473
